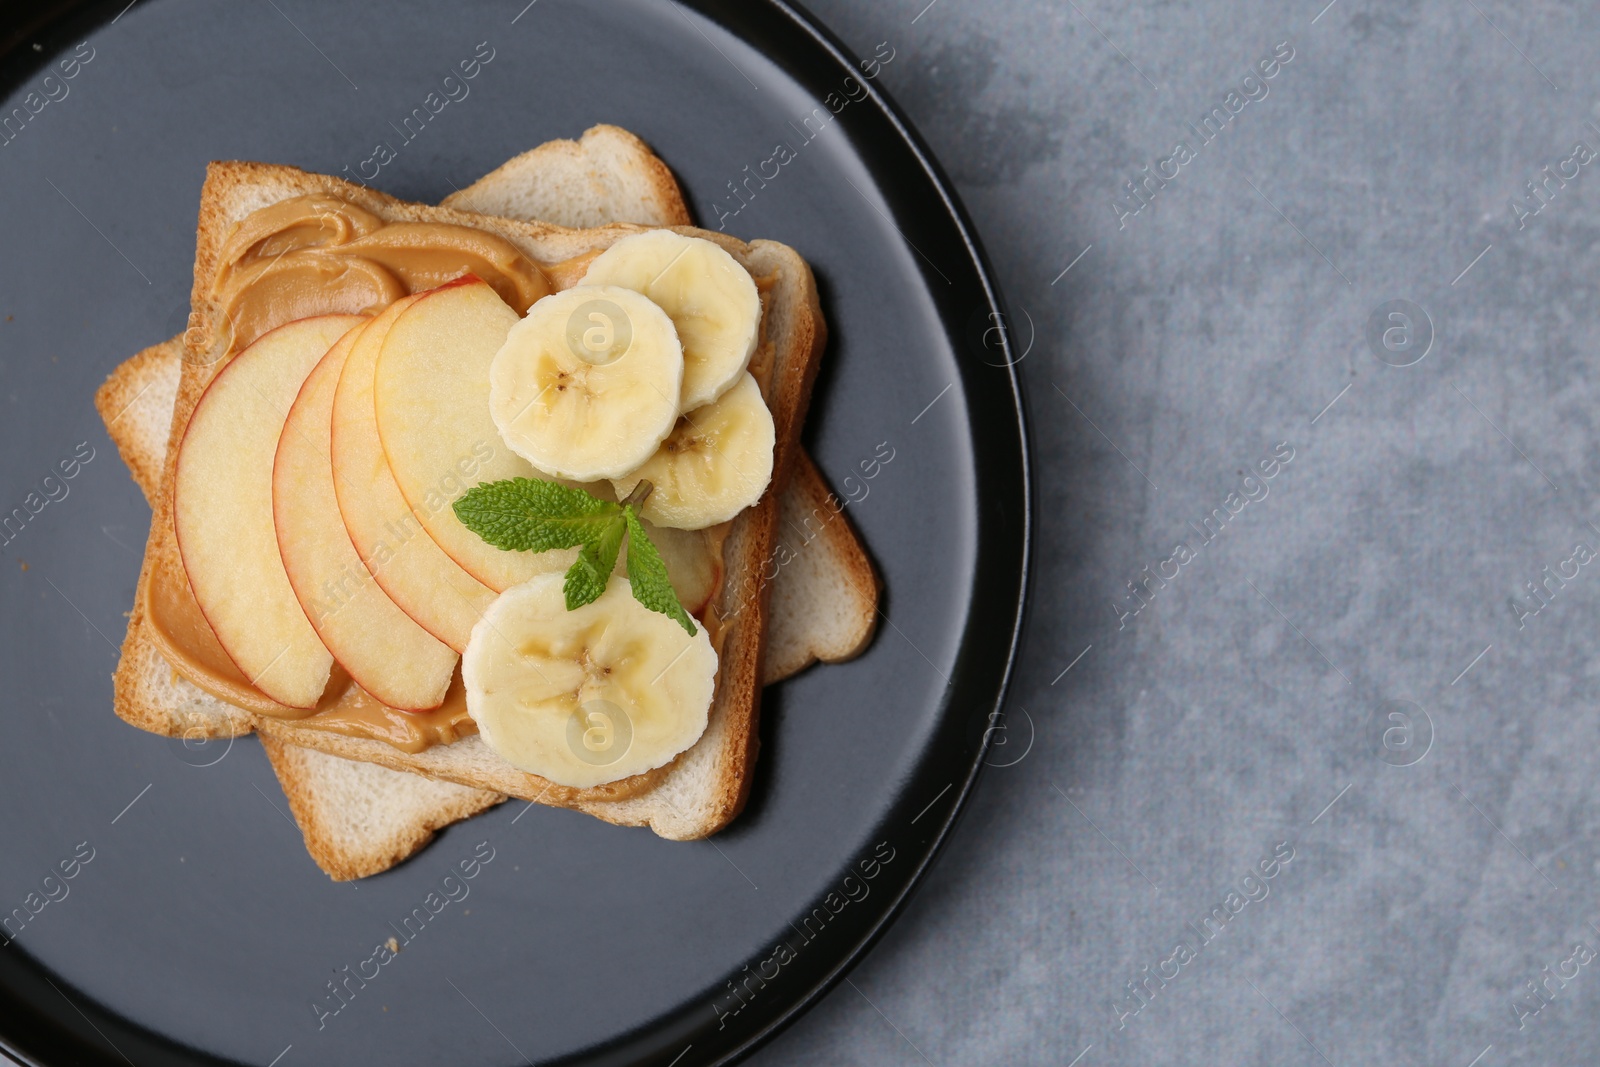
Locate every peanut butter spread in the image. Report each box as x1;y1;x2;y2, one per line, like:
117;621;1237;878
148;194;745;753
144;559;474;752
212;195;551;351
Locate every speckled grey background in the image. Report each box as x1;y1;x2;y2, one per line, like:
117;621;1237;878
754;1;1600;1065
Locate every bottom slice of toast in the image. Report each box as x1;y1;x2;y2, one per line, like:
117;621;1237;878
95;127;876;877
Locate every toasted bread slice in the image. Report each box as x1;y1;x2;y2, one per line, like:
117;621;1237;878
98;341;183;505
95;128;872;874
113;160;824;838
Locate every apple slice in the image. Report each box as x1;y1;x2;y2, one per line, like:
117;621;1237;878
374;277;573;591
646;522;723;616
330;291;498;652
174;315;365;708
274;320;459;710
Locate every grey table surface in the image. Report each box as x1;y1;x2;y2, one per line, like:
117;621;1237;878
752;1;1600;1065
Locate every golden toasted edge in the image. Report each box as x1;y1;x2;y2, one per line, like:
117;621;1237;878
703;240;826;834
795;452;882;663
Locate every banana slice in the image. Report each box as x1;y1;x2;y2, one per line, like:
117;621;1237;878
612;373;775;530
462;573;716;788
580;230;760;409
489;285;683;481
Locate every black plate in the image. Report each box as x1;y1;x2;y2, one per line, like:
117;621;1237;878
0;1;1028;1064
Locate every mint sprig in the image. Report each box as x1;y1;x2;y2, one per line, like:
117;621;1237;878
450;477;615;553
622;507;696;635
453;478;696;635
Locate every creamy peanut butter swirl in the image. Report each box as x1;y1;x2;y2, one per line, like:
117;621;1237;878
211;194;551;351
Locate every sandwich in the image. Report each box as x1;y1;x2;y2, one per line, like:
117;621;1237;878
95;126;879;878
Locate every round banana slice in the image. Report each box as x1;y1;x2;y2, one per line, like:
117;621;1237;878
462;574;717;788
612;372;775;530
489;285;683;481
580;230;760;409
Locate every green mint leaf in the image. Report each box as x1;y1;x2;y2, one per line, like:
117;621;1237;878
453;477;620;553
454;477;695;631
624;507;696;635
563;516;625;610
